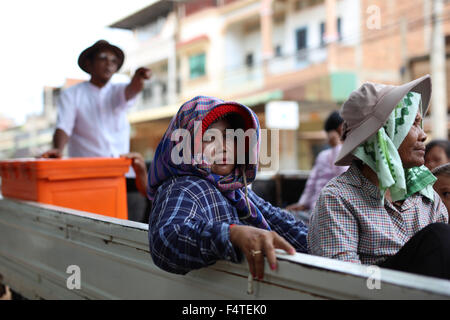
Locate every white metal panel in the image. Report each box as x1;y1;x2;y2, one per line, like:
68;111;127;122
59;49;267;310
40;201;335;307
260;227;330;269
0;199;449;300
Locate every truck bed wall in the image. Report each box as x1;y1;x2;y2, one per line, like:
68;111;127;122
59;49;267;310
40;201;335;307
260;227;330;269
0;199;449;300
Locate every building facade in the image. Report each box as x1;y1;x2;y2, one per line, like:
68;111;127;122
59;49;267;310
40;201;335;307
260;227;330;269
0;79;83;158
111;0;450;170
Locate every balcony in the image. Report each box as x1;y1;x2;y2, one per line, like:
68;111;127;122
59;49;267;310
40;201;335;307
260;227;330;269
268;46;328;75
223;64;264;94
131;79;169;111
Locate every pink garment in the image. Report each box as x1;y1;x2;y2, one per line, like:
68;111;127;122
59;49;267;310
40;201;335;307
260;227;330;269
298;144;349;210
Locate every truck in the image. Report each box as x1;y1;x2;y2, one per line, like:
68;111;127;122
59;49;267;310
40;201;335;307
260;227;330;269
0;161;450;300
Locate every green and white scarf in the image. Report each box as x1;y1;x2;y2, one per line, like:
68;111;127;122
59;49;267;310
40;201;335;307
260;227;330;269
353;91;436;203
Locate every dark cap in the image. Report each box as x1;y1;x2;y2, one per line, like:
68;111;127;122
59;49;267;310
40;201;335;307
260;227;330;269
77;40;125;74
202;105;253;134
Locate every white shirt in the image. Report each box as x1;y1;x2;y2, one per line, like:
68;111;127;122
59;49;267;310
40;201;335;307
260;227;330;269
56;81;136;158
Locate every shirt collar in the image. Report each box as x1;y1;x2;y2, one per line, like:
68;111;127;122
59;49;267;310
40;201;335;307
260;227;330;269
86;80;111;92
345;162;418;210
344;163;382;200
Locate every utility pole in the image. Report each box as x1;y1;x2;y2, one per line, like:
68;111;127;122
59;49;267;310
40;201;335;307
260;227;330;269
431;0;448;139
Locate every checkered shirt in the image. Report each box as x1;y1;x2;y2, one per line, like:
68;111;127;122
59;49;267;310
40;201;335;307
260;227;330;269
308;163;449;265
149;175;308;275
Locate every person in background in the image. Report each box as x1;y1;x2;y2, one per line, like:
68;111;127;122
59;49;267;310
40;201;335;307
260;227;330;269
41;40;151;159
424;139;450;171
432;163;450;214
120;152;152;223
309;75;450;280
147;96;307;279
286;111;349;223
40;40;152;222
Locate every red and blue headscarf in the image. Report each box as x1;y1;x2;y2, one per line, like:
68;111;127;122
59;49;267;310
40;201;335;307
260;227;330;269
148;96;270;230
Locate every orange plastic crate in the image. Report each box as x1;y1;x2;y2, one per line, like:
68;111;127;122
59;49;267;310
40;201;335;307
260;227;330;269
0;158;131;220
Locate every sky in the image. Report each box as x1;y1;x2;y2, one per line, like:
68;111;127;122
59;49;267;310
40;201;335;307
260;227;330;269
0;0;151;125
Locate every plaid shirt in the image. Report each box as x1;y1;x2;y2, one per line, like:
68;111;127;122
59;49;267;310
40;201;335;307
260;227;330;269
308;163;449;265
149;175;308;274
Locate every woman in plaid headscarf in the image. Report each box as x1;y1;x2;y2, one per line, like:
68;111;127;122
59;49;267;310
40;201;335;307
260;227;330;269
147;96;307;278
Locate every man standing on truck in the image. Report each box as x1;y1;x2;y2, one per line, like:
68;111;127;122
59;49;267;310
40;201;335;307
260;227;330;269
41;40;151;159
41;40;152;223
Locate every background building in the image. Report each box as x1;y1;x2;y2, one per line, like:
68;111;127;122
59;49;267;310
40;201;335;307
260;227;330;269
3;0;449;172
109;0;450;171
0;79;83;158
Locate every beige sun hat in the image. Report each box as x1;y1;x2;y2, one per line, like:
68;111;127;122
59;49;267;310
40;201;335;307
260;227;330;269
335;75;432;166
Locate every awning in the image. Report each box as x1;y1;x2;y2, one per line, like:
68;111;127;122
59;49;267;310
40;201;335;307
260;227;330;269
109;0;174;30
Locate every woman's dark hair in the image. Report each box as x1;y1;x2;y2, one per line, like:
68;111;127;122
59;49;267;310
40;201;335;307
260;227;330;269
197;113;248;159
223;113;246;131
425;139;450;158
217;113;250;166
324;111;344;132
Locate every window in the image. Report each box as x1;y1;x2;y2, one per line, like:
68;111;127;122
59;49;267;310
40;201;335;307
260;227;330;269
295;27;309;66
296;27;308;52
337;17;343;41
320;22;325;47
142;84;153;101
189;53;206;79
275;45;282;57
319;18;342;46
245;53;254;68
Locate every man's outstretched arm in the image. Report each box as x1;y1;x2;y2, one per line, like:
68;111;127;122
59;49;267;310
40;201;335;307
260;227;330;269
125;67;152;101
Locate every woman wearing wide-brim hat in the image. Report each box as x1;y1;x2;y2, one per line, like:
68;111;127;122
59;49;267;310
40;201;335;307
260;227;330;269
308;75;450;280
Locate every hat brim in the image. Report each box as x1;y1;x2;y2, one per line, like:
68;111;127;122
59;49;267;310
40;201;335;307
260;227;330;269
335;75;432;166
77;41;124;74
202;104;255;134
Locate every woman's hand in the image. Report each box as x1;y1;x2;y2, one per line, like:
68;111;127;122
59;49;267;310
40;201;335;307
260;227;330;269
229;225;296;280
